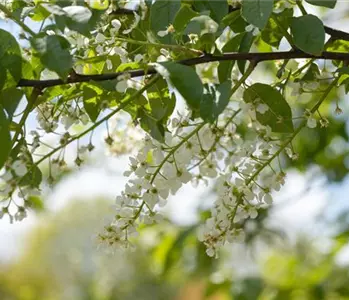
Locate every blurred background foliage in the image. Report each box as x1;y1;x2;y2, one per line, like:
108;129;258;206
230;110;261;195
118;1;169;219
1;196;349;300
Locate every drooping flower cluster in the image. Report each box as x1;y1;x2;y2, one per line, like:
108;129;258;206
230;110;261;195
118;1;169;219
100;99;292;256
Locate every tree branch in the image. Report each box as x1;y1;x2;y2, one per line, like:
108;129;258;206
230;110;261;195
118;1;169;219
110;8;135;15
17;50;349;88
324;26;349;42
111;5;241;15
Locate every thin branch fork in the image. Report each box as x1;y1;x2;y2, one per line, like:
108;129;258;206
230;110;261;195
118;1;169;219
17;50;349;88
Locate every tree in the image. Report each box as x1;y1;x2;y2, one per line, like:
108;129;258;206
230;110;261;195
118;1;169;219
0;0;348;257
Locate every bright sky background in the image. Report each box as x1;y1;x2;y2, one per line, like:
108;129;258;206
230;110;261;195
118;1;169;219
1;2;349;266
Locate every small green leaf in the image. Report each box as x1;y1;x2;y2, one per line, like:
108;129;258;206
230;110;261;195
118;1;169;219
300;63;320;82
340;78;349;94
0;29;22;90
0;108;11;169
261;9;293;48
150;0;180;43
31;35;73;79
200;81;231;123
158;62;203;110
40;3;65;16
173;4;199;32
54;5;99;36
243;83;294;133
139;111;165;142
291;15;325;55
83;86;101;122
184;15;217;36
63;5;92;23
29;4;51;21
200;93;216;123
147;78;176;121
26;195;45;211
0;88;23;120
218;33;245;82
215;81;232;115
305;0;336;8
238;32;255;74
337;67;349;75
116;62;144;72
241;0;274;29
192;0;228;24
19;164;42;188
222;10;248;33
86;0;109;10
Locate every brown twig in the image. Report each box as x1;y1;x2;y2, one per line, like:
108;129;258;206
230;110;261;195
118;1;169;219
324;26;349;42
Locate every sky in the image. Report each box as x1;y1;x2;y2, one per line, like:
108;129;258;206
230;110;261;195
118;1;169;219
1;2;349;265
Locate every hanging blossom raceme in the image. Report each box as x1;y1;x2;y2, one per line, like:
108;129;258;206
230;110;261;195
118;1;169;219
100;96;290;256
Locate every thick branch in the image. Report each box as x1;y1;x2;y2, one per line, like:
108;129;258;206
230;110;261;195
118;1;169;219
17;50;349;88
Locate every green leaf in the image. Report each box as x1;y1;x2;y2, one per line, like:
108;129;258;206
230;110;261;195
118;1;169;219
261;9;293;48
83;85;101;122
147;78;176;121
241;0;274;29
222;10;248;33
184;15;218;36
26;195;45;211
192;0;229;24
63;5;92;23
200;81;231;123
196;32;216;53
19;164;42;188
339;78;349;94
0;108;11;169
53;5;100;36
0;88;23;120
238;32;255;74
243;83;294;133
291;15;325;55
300;63;320;82
31;35;73;79
173;4;199;32
158;62;203;110
337;67;349;75
150;0;181;43
139;111;165;142
116;62;144;72
29;4;51;21
0;29;22;90
218;33;245;83
40;3;65;16
86;0;109;10
305;0;337;8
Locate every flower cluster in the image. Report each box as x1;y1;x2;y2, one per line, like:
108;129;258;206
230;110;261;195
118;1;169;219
101;99;291;256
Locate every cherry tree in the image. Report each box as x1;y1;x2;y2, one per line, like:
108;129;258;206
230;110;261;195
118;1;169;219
0;0;348;257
